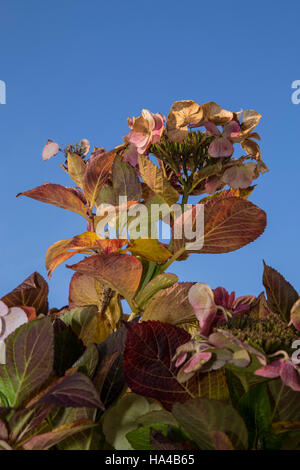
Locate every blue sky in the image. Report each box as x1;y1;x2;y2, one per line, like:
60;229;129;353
0;0;299;309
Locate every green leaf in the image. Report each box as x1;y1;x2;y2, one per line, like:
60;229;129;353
126;424;169;450
172;398;248;450
238;383;281;450
263;261;299;321
0;318;53;407
102;393;161;450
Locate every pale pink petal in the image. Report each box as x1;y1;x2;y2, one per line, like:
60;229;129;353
42;141;60;161
205;176;223;194
175;352;188;368
204;121;220;136
142;109;155;130
223;121;241;138
153;113;165;131
184;352;212;373
222;166;253;189
123;145;139;167
280;362;300;391
188;283;217;336
0;301;9;318
1;307;28;341
126;130;148;146
255;359;283;378
208;137;234;158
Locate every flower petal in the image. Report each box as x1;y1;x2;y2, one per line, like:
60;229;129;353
183;352;212;373
0;301;9;318
42;141;59;161
188;283;217;336
203;121;220;136
280;361;300;391
208;137;234;158
1;307;28;341
255;359;283;378
223;120;241;138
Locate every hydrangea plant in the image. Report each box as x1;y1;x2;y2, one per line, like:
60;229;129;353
0;99;299;450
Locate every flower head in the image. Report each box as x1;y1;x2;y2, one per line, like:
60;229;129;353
188;283;254;337
125;109;165;155
201;120;241;158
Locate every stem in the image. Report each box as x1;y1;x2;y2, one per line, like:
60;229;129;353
159;246;187;273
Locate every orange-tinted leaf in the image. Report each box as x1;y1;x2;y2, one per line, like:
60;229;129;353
18;305;37;321
1;272;48;314
67;253;142;301
17;183;89;220
97;238;127;253
69;273;102;308
46;233;104;278
83;150;115;207
174;196;266;254
142;282;195;324
128;239;172;263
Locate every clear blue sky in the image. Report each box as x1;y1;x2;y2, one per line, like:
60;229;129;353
1;0;299;309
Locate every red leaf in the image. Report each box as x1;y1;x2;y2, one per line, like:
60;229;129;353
17;183;89;220
39;372;104;410
124;321;228;410
83;150;115;207
1;272;48;315
263;261;299;322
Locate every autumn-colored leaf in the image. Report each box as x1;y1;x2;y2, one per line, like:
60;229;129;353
61;305;112;346
67;253;142;301
22;420;95;450
262;261;299;322
112;155;141;201
1;272;49;315
138;155;179;205
67;152;86;188
128;239;172;263
142;282;195;324
17;183;89;220
69;273;103;308
39;372;104;409
83;150;115;207
174;196;266;254
0;318;53;407
124;321;228;410
46;232;103;278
